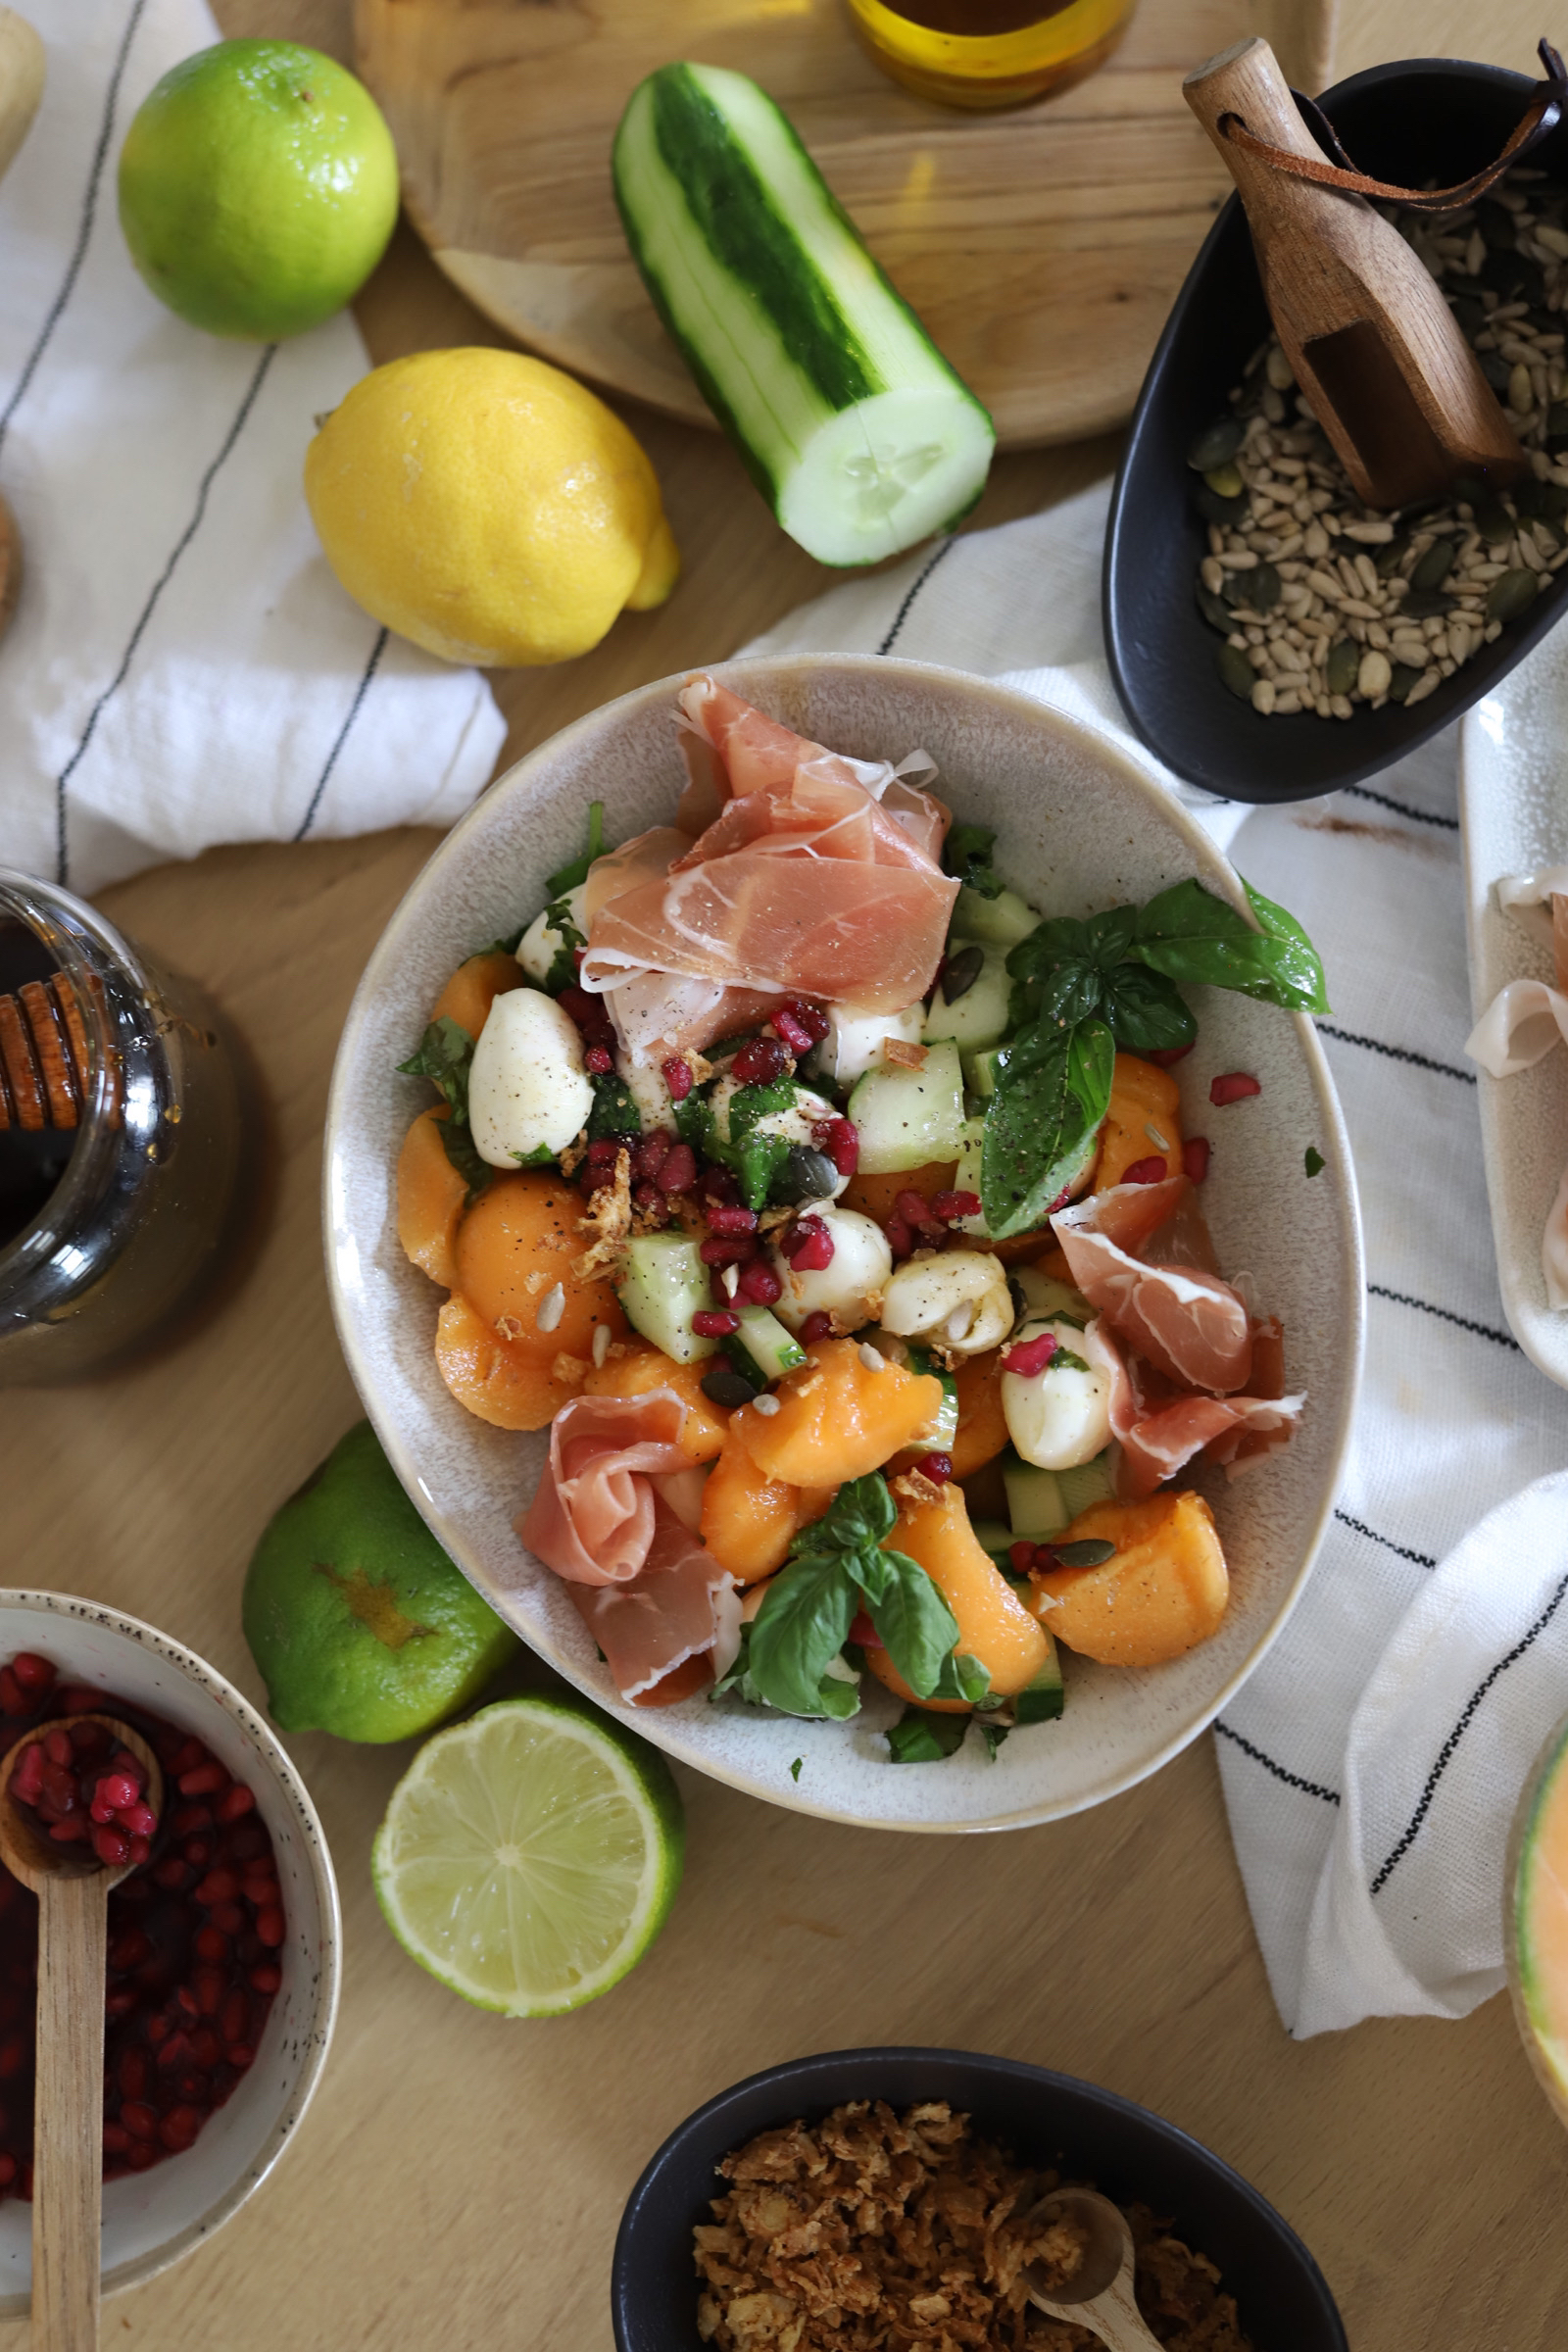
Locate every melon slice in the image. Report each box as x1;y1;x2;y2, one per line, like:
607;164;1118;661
1507;1710;1568;2128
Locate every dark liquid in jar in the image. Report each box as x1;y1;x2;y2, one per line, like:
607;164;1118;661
873;0;1077;25
0;1653;284;2195
0;927;74;1250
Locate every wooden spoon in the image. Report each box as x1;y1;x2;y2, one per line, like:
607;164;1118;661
0;1717;164;2352
1184;36;1522;509
1020;2185;1162;2352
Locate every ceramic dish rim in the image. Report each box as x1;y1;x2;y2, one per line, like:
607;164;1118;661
323;652;1364;1833
0;1589;342;2306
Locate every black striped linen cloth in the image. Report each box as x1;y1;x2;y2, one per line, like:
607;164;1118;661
0;0;505;894
744;479;1568;2037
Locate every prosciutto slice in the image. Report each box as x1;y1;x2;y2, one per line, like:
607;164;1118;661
515;1391;693;1587
1052;1178;1254;1396
1099;1314;1304;1496
581;676;957;1058
565;1501;742;1701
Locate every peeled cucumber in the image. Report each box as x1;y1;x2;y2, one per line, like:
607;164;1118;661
848;1042;966;1174
616;1234;716;1364
613;63;995;565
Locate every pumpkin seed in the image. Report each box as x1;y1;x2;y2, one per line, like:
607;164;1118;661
1474;496;1517;544
1482;247;1545;303
1486;567;1540;621
1389;663;1424;703
1450;295;1488;339
1186;416;1243;471
1546;401;1568;446
1375;533;1412;576
1479;350;1515;395
1202;463;1245;500
1410;538;1458;591
1516;476;1568;520
1478;197;1517;249
1399;588;1455;619
1216;643;1255;700
1195;581;1231;632
1194;485;1247;528
1325;638;1360;696
940;944;985;1004
1242;562;1281;612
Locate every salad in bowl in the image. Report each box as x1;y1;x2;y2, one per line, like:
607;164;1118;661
381;671;1343;1781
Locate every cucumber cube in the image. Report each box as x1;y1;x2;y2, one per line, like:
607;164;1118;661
847;1041;966;1174
615;1233;718;1364
1004;1455;1069;1539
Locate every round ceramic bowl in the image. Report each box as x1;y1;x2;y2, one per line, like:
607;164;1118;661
612;2047;1348;2352
324;654;1363;1832
0;1592;339;2312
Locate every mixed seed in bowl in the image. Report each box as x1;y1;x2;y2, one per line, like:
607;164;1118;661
1193;171;1568;719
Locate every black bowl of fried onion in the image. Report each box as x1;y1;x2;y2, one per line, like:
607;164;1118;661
612;2047;1347;2352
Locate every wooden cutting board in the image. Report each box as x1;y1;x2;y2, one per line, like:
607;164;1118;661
352;0;1332;450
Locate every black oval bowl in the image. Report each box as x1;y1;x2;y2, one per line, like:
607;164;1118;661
1104;55;1568;803
612;2046;1348;2352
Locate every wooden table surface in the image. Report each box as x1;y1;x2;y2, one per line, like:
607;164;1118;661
6;0;1568;2342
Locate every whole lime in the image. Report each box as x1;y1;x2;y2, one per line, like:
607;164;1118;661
243;1420;519;1740
118;40;399;340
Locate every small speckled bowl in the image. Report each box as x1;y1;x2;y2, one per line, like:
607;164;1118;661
325;656;1363;1832
0;1593;339;2312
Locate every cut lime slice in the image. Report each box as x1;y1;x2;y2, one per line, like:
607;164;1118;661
371;1694;684;2016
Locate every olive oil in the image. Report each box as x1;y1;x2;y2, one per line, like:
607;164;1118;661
846;0;1137;110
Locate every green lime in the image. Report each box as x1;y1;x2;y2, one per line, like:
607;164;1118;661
242;1419;518;1741
371;1695;685;2016
118;39;399;339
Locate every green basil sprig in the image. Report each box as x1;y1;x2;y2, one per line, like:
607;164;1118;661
943;820;1004;902
545;799;608;898
541;892;587;995
397;1016;496;1202
980;1018;1114;1241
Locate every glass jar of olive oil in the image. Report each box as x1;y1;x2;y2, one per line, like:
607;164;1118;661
847;0;1138;110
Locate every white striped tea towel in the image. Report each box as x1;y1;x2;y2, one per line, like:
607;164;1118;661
0;0;506;896
745;481;1568;2037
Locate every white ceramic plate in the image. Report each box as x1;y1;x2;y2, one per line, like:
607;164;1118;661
324;657;1363;1832
0;1592;339;2311
1460;637;1568;1388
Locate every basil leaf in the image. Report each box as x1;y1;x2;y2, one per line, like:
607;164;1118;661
587;1070;639;1145
1010;957;1104;1038
980;1017;1114;1241
1083;904;1140;971
1304;1145;1325;1178
545;800;607;898
931;1648;993;1706
862;1549;959;1700
747;1555;858;1717
397;1016;475;1123
979;1722;1009;1760
793;1474;896;1561
710;1624;859;1719
944;822;1003;900
1099;965;1197;1055
887;1709;969;1763
789;1757;803;1782
1006;914;1089;981
541;893;587;995
1129;878;1329;1014
439;1117;494;1203
705;1074;799;1211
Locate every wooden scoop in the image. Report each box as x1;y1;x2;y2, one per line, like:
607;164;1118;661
1184;37;1523;509
0;1717;163;2352
1020;2186;1162;2352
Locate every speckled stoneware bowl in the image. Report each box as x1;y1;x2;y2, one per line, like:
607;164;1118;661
324;656;1364;1832
0;1593;339;2311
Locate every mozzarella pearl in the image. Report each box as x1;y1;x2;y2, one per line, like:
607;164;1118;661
615;1048;675;1134
810;1004;926;1089
709;1078;850;1198
468;988;594;1165
515;882;588;984
880;1249;1013;1358
1002;1316;1115;1470
769;1205;893;1335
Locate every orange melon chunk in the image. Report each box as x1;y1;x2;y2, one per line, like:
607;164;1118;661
841;1160;957;1225
397;1107;467;1290
582;1345;729;1463
1508;1713;1568;2128
1032;1492;1227;1666
433;1295;580;1431
430;949;525;1041
731;1338;943;1490
454;1173;624;1364
1096;1054;1183;1192
948;1348;1009;1479
867;1481;1048;1711
700;1436;804;1585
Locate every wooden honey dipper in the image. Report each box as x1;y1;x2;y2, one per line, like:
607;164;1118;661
0;971;114;1133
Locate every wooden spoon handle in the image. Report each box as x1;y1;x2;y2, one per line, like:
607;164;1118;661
1079;2268;1164;2352
31;1875;106;2352
1183;37;1341;215
0;8;44;186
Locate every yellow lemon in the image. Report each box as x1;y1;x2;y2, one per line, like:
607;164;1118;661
304;347;680;665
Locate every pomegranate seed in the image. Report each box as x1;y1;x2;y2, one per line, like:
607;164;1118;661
226;2042;256;2069
778;998;829;1046
0;2039;24;2081
633;1128;670;1182
169;1740;207;1777
884;1214;915;1260
109;1929;151;1973
92;1828;130;1869
659;1141;697;1195
160;2106;204;2152
1008;1541;1037;1575
1209;1071;1261;1106
1183;1137;1211;1185
250;1964;282;1995
102;2122;130;2156
195;1870;239;1907
847;1610;884;1650
699;1236;755;1267
0;1670;23;1716
127;2142;158;2172
735;1259;782;1305
216;1783;256;1827
894;1189;941;1233
931;1190;981;1223
221;1990;248;2045
819;1117;858;1177
122;2102;159;2142
691;1309;739;1338
585;1045;613;1075
127;1835;150;1867
183;1840;212;1870
178;1763;227;1799
119;2051;150;2101
707;1201;758;1237
772;1006;815;1055
784;1216;834;1271
212;1902;246;1936
1121;1155;1168;1186
57;1685;101;1714
228;1823;269;1861
11;1746;41;1805
121;1802;157;1838
97;1771;140;1813
1032;1544;1061;1573
255;1907;286;1949
586;1136;622;1165
1144;1040;1196;1068
798;1310;834;1345
173;1986;199;2022
1048;1186;1073;1215
44;1730;71;1769
732;1035;790;1086
172;1804;212;1837
632;1183;667;1219
557;985;612;1042
190;2028;222;2068
146;2016;171;2048
1002;1332;1058;1378
192;1969;225;2016
913;1453;953;1484
700;1162;740;1204
662;1054;694;1102
10;1654;53;1695
154;1859;188;1892
49;1817;88;1842
195;1927;228;1964
0;2154;15;2187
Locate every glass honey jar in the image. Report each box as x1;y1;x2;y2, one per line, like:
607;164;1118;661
846;0;1138;111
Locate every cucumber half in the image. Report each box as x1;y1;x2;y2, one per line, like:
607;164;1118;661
613;63;995;566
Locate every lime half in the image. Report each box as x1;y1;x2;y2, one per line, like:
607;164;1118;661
371;1696;684;2016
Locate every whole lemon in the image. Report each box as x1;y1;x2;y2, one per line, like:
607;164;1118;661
303;347;681;665
119;40;399;341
